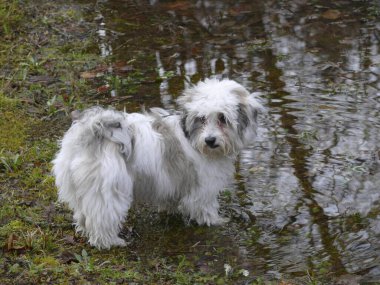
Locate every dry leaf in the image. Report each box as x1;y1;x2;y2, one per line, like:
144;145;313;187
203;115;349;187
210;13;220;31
161;1;192;10
113;61;134;73
322;9;341;20
7;233;17;251
80;71;100;79
97;85;110;93
59;250;78;264
5;234;26;252
62;235;76;245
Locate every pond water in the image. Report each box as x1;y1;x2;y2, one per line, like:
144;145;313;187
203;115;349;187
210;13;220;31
79;0;380;283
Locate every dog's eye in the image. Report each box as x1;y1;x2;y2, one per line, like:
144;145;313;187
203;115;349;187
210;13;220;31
218;113;227;125
197;116;206;124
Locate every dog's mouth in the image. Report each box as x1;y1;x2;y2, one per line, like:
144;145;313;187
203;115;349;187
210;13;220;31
208;144;219;149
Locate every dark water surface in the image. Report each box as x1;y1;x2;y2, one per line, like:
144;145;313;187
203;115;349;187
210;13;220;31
79;0;380;283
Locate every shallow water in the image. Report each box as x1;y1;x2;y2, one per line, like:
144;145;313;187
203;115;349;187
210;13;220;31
80;0;380;282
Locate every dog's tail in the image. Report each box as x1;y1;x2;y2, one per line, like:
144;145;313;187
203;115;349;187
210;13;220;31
52;107;134;249
74;107;133;156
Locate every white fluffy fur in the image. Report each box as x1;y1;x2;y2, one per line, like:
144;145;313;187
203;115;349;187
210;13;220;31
52;79;263;249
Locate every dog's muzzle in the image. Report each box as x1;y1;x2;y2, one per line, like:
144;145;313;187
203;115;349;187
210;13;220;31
205;136;219;148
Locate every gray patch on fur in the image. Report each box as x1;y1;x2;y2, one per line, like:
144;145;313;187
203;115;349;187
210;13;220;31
132;171;156;202
105;121;122;129
183;114;206;149
187;116;204;141
152;118;199;197
252;109;258;123
181;113;189;138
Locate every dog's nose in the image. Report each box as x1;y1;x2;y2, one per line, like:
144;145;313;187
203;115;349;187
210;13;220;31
205;136;217;148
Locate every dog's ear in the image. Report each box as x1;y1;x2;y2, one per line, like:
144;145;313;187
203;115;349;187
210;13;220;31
237;101;261;144
233;88;263;145
177;87;195;139
232;86;261;121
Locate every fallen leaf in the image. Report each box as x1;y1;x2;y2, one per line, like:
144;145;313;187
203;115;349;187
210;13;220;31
239;269;249;277
322;9;341;20
97;84;110;93
161;1;192;10
62;235;76;245
4;234;26;252
59;250;78;264
29;75;57;84
224;263;233;276
229;5;252;16
44;203;55;224
7;233;17;251
249;166;264;173
279;282;294;285
80;71;101;79
319;105;337;110
113;61;134;73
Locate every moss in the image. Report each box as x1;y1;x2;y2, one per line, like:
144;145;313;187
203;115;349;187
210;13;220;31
0;219;25;236
0;94;28;152
33;256;60;267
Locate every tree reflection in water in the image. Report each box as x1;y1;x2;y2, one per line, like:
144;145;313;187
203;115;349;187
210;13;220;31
92;0;380;282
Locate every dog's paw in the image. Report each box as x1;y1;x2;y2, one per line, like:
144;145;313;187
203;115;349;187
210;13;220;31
196;213;229;226
90;236;127;249
210;216;230;226
108;237;127;248
115;237;127;247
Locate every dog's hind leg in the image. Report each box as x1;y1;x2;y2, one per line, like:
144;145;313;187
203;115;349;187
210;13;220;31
54;108;134;249
71;141;134;249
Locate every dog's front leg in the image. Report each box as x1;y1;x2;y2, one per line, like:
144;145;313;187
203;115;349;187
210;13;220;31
178;191;228;226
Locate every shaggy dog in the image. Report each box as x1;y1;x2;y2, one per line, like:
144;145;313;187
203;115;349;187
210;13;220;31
52;79;263;249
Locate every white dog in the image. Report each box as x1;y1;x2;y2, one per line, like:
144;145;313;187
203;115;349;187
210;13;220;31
52;78;263;249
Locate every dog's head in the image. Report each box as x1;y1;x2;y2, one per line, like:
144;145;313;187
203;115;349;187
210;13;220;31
177;79;263;157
